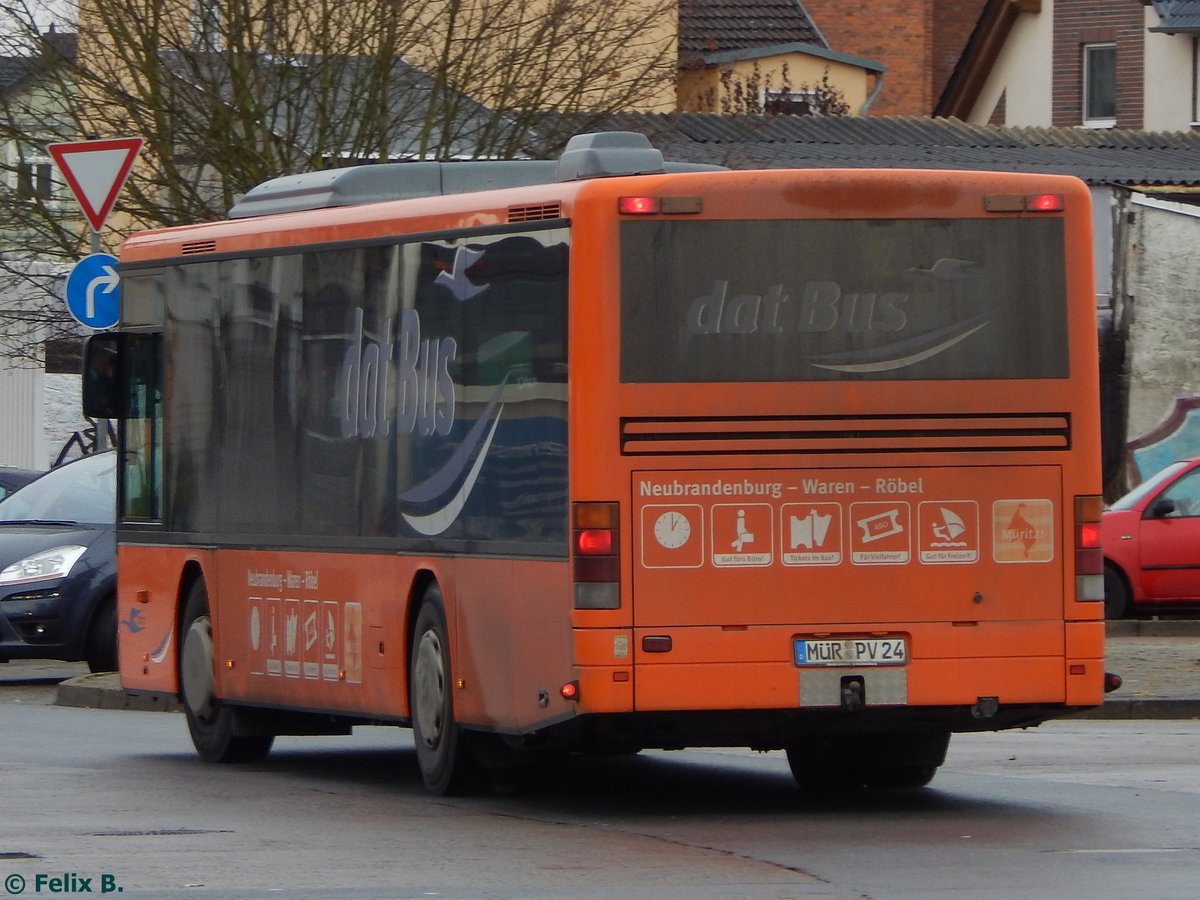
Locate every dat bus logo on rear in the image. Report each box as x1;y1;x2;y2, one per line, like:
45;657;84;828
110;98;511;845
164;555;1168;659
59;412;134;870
685;279;909;335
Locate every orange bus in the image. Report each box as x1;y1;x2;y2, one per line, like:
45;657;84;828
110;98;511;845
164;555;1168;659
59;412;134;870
87;132;1106;794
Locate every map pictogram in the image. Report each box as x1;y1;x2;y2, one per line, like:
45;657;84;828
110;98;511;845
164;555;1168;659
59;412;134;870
992;499;1054;563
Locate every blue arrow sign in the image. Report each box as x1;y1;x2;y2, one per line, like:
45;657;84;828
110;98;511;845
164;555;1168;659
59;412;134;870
65;253;120;329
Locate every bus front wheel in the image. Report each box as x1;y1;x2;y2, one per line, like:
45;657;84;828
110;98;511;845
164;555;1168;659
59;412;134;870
409;587;480;795
179;580;274;763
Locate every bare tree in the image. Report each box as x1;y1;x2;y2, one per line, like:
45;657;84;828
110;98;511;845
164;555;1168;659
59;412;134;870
0;0;675;356
687;63;850;117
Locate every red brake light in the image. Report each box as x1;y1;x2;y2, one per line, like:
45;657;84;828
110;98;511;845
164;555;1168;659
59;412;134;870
572;502;621;609
618;196;659;215
1026;193;1064;212
576;529;613;555
1074;495;1104;600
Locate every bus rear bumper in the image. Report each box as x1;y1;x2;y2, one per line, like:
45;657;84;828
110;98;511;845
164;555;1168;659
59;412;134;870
529;702;1089;754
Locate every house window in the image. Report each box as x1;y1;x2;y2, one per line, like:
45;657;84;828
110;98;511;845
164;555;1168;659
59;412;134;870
192;0;222;50
17;160;53;201
1083;43;1116;127
763;90;821;117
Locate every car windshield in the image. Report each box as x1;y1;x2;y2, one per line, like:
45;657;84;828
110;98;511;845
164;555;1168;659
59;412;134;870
0;452;116;526
1108;460;1192;511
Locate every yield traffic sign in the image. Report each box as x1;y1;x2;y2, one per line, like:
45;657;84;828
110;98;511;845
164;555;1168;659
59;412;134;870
48;137;143;232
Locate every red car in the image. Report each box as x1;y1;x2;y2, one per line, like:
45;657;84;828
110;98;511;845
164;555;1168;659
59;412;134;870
1103;458;1200;618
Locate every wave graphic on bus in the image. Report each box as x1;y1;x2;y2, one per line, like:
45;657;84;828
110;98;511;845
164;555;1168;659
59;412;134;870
804;312;990;373
397;380;507;536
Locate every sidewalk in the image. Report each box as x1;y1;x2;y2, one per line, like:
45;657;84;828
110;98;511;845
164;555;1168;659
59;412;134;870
1082;621;1200;719
45;622;1200;720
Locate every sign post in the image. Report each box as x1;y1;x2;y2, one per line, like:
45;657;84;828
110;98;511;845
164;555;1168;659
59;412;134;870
49;137;143;451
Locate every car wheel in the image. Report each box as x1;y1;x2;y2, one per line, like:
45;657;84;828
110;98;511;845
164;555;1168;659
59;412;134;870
179;579;273;763
1104;565;1130;619
84;596;118;673
410;585;480;795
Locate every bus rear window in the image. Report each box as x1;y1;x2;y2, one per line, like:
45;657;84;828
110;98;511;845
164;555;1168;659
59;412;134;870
619;218;1068;383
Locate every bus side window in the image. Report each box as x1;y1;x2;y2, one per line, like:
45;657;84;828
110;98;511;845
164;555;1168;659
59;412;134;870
121;333;163;521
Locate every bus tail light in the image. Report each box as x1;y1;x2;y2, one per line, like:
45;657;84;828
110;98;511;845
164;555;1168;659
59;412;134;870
573;502;620;609
1075;494;1104;601
618;196;703;215
984;193;1065;213
618;196;658;215
1026;193;1064;212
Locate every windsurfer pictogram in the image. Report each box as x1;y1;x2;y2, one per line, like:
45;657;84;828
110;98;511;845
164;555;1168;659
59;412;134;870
930;507;968;546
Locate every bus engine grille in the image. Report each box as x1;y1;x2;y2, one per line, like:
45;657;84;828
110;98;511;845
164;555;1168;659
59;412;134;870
619;413;1072;456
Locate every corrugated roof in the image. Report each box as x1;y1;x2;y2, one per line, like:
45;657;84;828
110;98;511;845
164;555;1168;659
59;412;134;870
550;113;1200;188
1150;0;1200;32
678;0;824;56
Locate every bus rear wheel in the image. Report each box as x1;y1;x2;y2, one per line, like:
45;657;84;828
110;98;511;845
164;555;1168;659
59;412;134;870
179;580;274;763
785;731;947;791
410;587;480;795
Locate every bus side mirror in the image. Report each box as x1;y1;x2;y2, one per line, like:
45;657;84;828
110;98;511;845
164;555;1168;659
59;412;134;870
82;333;123;419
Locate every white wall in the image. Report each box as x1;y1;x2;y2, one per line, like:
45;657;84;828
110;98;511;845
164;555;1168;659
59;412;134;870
968;0;1054;126
0;260;86;469
1124;196;1200;439
1143;9;1197;131
0;363;44;469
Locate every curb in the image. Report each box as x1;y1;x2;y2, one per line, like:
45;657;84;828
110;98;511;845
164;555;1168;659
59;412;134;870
55;672;181;713
1107;620;1200;637
1070;699;1200;720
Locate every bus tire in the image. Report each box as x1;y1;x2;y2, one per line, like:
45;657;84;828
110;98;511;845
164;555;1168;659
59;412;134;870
860;763;939;790
84;596;118;673
1104;564;1130;619
784;739;860;792
410;587;479;795
179;580;274;763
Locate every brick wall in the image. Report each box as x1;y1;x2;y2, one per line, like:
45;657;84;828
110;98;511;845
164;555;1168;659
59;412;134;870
803;0;931;115
1052;0;1145;128
803;0;986;116
932;0;988;107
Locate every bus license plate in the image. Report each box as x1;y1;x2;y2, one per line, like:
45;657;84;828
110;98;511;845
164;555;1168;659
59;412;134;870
793;637;907;667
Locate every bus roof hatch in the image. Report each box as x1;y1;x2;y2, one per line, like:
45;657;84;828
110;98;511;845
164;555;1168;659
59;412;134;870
227;132;722;219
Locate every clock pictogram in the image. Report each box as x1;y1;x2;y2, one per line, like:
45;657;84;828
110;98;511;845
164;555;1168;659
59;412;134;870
653;510;692;549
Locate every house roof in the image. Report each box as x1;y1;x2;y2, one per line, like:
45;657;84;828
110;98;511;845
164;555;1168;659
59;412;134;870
1150;0;1200;33
0;31;77;98
699;41;885;74
678;0;826;57
935;0;1038;119
542;112;1200;190
0;56;35;95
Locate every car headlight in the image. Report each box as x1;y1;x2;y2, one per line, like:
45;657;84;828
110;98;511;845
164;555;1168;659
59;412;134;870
0;545;88;586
